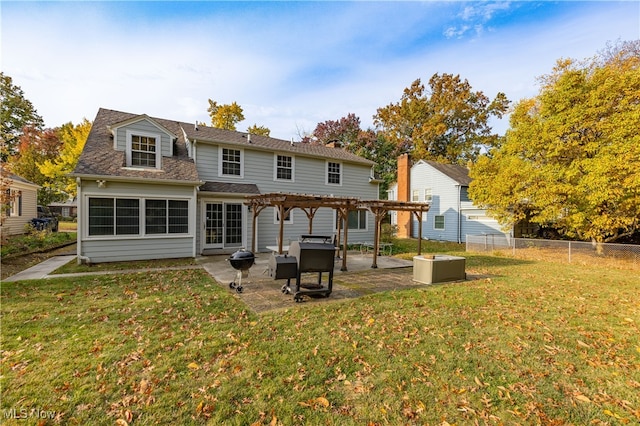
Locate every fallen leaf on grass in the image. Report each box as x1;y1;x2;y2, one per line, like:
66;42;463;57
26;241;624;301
298;397;330;409
188;362;200;370
577;340;591;348
575;395;591;403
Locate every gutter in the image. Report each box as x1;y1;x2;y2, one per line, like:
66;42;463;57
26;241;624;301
71;173;203;187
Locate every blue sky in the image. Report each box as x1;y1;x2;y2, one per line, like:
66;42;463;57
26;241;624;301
2;1;639;140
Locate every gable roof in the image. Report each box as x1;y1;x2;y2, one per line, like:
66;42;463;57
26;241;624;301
0;168;39;188
182;120;375;166
73;108;376;184
73;108;200;183
418;160;472;186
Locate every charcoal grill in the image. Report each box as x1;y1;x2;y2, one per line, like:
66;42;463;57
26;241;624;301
279;235;336;302
226;249;255;293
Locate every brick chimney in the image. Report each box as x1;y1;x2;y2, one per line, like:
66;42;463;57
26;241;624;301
396;153;411;238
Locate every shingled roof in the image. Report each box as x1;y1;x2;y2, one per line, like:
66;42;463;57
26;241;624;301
74;108;376;184
422;160;472;186
182;119;375;166
73;108;200;183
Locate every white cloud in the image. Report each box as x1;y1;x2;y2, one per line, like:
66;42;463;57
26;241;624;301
1;1;638;140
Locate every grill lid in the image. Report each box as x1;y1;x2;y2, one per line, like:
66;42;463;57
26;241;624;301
227;249;256;270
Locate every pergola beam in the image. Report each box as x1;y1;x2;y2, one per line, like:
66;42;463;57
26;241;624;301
245;193;430;269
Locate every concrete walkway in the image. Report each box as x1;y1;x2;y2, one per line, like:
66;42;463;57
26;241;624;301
2;255;78;282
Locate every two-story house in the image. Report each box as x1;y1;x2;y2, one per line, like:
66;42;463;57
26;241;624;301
388;154;507;243
72;108;379;263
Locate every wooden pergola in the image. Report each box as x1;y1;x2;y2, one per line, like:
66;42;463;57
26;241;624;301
245;193;431;270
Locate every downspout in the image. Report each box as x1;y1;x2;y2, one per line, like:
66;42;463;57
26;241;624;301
192;186;198;257
457;184;462;244
75;177;84;264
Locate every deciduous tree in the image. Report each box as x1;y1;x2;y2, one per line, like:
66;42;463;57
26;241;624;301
39;119;92;200
0;73;44;160
207;99;245;130
306;114;401;197
374;73;509;165
246;124;270;137
469;41;640;242
10;126;62;206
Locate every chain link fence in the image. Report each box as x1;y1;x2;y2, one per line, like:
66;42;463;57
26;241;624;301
466;234;639;270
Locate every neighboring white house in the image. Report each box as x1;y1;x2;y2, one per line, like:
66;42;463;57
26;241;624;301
388;154;507;243
1;171;39;236
71;108;379;263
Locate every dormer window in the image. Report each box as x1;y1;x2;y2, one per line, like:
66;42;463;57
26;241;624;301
126;130;161;169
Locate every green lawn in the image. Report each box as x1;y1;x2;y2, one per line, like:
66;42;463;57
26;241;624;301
1;252;638;425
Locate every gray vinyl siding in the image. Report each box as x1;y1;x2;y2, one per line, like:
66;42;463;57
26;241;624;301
114;119;173;157
79;180;196;262
389;161;508;243
195;142;378;253
460;209;505;241
252;150;377;251
1;183;38;236
410;162;460;242
81;237;193;263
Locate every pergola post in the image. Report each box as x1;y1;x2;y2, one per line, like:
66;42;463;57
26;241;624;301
413;211;424;255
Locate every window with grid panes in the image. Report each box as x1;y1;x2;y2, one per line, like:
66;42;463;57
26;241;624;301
131;135;157;167
327;161;341;185
276;155;293;180
222;148;242;176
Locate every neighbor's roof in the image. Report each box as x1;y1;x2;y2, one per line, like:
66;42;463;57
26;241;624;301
420;160;472;186
0;168;39;188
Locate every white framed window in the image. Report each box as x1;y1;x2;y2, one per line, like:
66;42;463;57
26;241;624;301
219;147;243;177
335;209;367;231
4;189;22;217
87;197;189;237
424;188;432;202
412;189;420;202
126;130;161;169
145;199;189;234
273;207;293;224
274;154;294;181
460;187;470;202
434;215;445;230
326;161;342;185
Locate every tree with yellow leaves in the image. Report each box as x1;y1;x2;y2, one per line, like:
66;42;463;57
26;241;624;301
38;119;92;200
470;40;640;242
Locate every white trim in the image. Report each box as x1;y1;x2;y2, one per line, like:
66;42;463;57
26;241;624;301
273;206;293;225
424;187;432;202
333;208;368;232
126;129;162;169
273;153;295;182
200;198;247;251
218;146;244;178
82;194;193;240
326;160;342;186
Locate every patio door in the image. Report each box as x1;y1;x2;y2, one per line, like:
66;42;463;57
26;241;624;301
202;202;244;250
